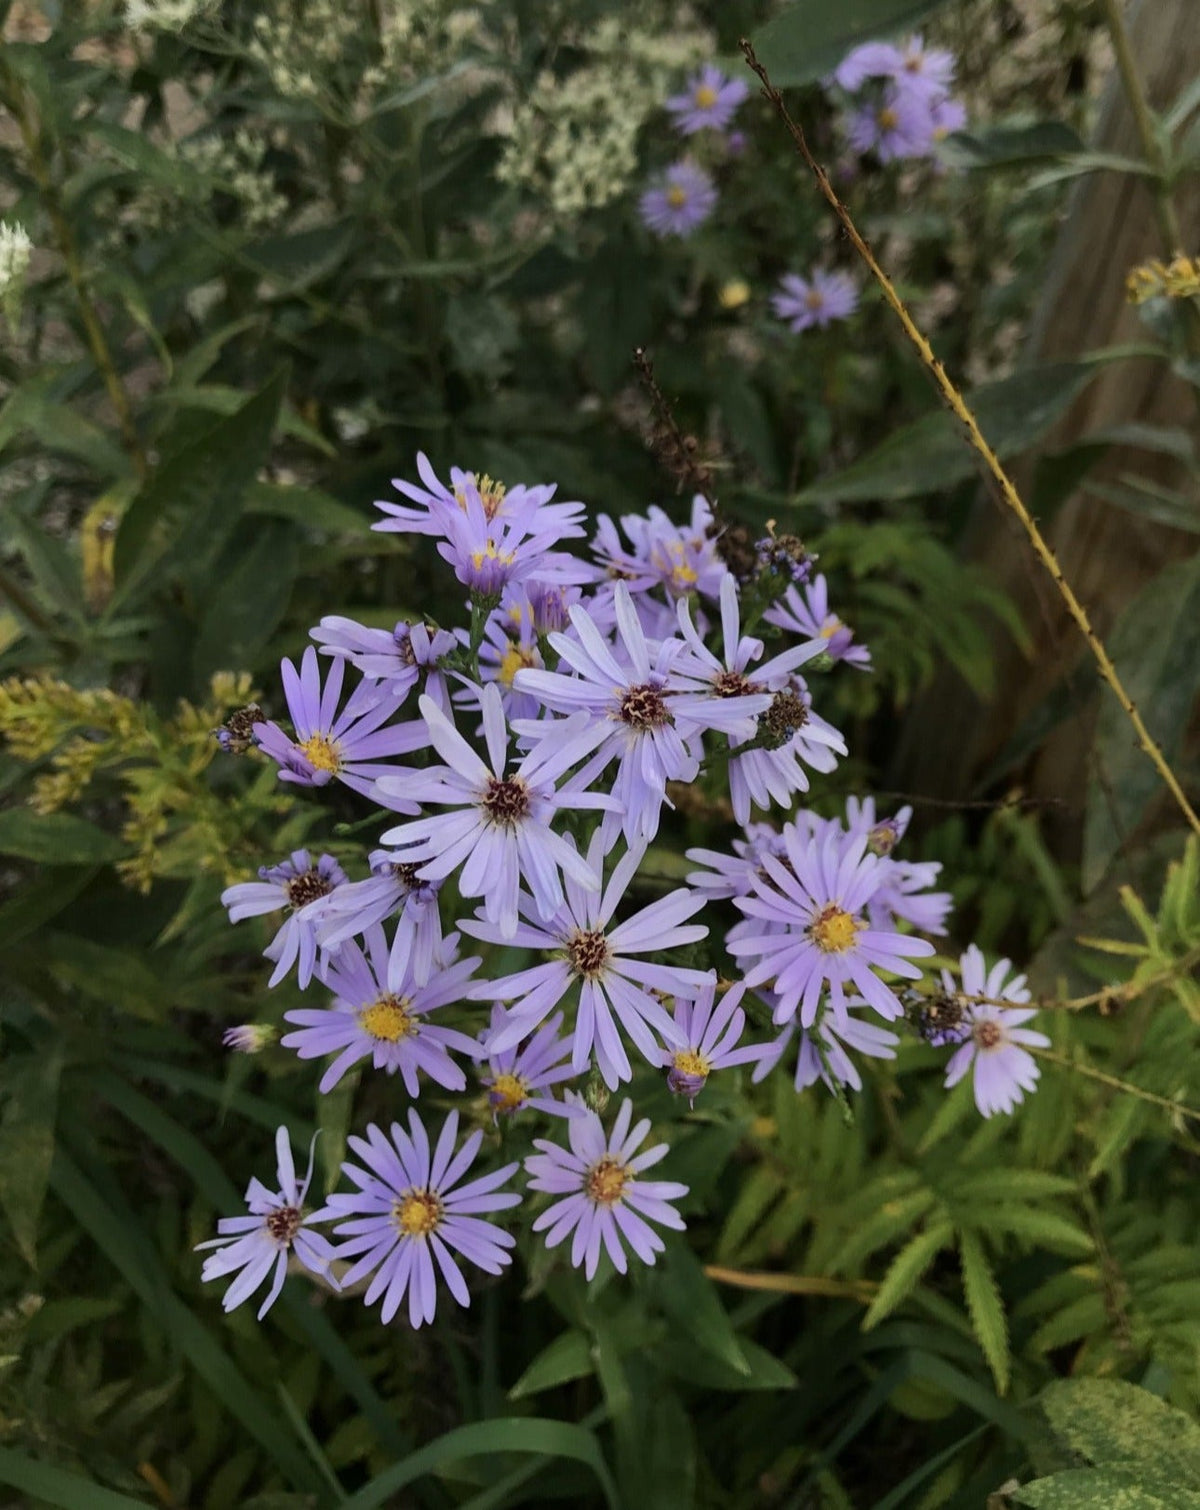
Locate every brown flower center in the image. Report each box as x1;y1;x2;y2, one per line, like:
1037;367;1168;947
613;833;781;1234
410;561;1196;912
567;928;610;980
758;690;809;748
808;904;860;954
973;1019;1004;1051
714;669;761;698
393;1189;443;1238
285;869;335;909
619;682;671;729
266;1206;302;1245
585;1157;630;1207
481;775;531;827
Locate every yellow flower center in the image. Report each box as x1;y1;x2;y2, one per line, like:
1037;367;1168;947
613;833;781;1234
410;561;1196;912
808;904;860;954
719;279;751;310
650;540;698;592
694;84;718;108
819;616;841;640
471;542;516;572
498;642;537;687
585;1156;629;1207
298;732;342;773
672;1048;711;1079
666;184;688;208
393;1189;443;1238
455;473;507;519
359;994;416;1043
877;106;899;131
488;1072;528;1113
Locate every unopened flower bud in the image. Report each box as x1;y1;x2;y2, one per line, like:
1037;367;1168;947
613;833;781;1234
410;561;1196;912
223;1023;276;1054
867;819;902;857
582;1071;610;1114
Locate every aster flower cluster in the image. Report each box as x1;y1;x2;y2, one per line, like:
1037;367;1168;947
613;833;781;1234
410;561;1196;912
639;64;748;240
200;453;1045;1327
833;34;967;164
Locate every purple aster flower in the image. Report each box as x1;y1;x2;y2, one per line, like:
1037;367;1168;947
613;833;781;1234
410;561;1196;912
870;857;952;935
314;849;444;987
196;1127;336;1319
477;602;546;721
764;576;872;669
311;618;458;712
771;270;859;332
941;945;1047;1117
376;684;609;939
281;924;483;1095
525;1097;688;1279
514;585;698;846
481;1007;578;1120
686;822;789;904
665;64;750;135
891;36;957;100
844;796;910;856
752;996;898;1094
465;833;708;1089
664;980;764;1105
930;93;967;140
845;85;937;162
437;492;591;601
833;40;902;90
374;453;586;544
728;676;847;826
730;828;935;1027
253;647;427;802
221;850;347;989
639;161;717;239
327;1109;520;1327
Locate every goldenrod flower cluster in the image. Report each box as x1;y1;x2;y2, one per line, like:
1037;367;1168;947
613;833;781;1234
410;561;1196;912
1126;254;1200;305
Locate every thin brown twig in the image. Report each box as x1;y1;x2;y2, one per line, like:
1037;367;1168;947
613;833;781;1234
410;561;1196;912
738;37;1200;847
632;346;717;506
872;790;1068;813
1031;1044;1200;1126
704;1263;875;1302
931;941;1200;1015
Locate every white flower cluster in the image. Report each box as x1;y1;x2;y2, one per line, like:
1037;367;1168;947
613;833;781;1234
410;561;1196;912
496;13;712;217
0;221;32;328
180;131;287;232
124;0;216;32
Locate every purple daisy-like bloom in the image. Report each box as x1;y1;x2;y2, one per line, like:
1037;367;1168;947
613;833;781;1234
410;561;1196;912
437;492;592;600
752;996;898;1094
327;1109;520;1327
764;576;872;669
514;585;698;846
314;849;444;987
672;574;819;744
891;35;957;101
833;40;905;91
374;453;586;544
728;677;847;827
845;85;937;162
663;980;764;1105
686;823;788;904
941;944;1048;1117
221;850;347;989
639;161;717;239
281;924;483;1095
465;833;707;1088
730;828;936;1027
845;796;910;855
930;93;967;141
376;684;609;939
870;857;952;936
665;64;750;136
771;270;859;333
311;618;458;713
481;1007;579;1121
253;647;427;803
196;1127;336;1320
525;1097;688;1279
477;601;546;721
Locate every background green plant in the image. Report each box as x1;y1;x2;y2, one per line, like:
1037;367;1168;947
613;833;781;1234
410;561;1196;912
1;0;1199;1505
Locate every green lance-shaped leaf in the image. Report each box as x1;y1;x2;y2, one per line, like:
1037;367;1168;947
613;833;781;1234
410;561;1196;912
0;809;126;866
509;1330;594;1400
1038;1378;1200;1482
862;1219;953;1329
0;1449;153;1510
958;1229;1010;1394
0;1048;62;1267
750;0;955;88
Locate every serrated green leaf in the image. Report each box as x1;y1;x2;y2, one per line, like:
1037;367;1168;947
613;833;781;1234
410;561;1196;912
959;1230;1009;1393
863;1221;952;1330
984;1204;1093;1256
